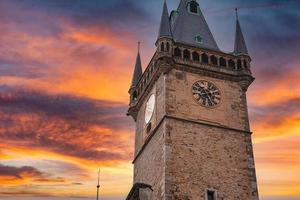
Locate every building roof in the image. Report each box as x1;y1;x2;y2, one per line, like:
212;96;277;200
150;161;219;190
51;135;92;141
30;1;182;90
130;45;143;88
172;0;219;51
158;0;172;39
234;10;249;55
125;182;152;200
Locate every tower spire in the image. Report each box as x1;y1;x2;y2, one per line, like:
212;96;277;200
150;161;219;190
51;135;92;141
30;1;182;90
234;8;249;55
130;42;143;89
158;0;172;39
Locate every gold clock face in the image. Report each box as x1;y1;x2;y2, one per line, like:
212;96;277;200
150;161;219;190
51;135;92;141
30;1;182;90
192;80;221;107
145;94;155;124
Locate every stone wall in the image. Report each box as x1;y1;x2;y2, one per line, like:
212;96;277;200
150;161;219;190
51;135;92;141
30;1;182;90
131;65;259;200
134;74;166;157
133;121;166;199
164;118;259;200
165;69;250;131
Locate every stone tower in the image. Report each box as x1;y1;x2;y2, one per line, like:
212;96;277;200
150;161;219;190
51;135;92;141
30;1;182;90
126;1;259;199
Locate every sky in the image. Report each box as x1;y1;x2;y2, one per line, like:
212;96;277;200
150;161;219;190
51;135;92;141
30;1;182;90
0;0;299;199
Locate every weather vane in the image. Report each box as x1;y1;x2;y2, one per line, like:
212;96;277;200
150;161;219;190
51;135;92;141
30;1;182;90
96;168;100;200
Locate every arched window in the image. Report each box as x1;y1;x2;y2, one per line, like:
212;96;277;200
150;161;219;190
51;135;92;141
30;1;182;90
237;59;242;70
160;42;165;52
188;1;199;14
192;52;200;61
183;49;190;60
228;59;236;69
174;47;181;57
211;55;218;65
220;57;226;67
166;42;170;51
202;53;209;64
244;60;248;69
132;91;138;101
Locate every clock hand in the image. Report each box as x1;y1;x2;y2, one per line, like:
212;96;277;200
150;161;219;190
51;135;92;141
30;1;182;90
204;90;214;105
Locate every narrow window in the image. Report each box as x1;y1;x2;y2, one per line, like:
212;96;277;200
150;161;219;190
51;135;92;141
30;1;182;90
237;59;242;70
207;190;215;200
161;42;165;52
166;42;170;51
210;55;218;65
174;47;182;57
244;60;248;69
220;57;226;67
228;59;236;69
202;53;209;64
192;52;200;61
132;91;138;101
183;49;191;60
189;1;199;14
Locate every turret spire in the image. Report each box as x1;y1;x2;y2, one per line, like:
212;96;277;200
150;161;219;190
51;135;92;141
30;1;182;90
158;0;172;39
234;8;249;55
130;42;143;89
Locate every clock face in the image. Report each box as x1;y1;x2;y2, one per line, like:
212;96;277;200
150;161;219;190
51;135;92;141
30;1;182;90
192;80;221;107
145;94;155;124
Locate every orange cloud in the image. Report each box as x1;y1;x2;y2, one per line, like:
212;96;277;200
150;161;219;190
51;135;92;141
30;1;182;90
254;136;300;197
249;64;300;107
0;19;137;103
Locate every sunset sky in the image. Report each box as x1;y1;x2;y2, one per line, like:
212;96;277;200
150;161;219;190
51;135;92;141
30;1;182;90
0;0;299;200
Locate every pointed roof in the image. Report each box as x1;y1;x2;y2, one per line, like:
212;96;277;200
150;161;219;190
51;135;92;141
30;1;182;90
158;0;172;39
234;9;249;55
172;0;219;51
130;43;143;88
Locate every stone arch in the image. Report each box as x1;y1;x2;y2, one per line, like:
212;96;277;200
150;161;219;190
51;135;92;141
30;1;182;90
166;42;170;51
228;59;236;69
210;55;218;65
237;59;242;70
160;42;165;52
192;52;200;61
174;47;182;57
220;57;226;67
244;60;248;69
183;49;191;60
202;53;209;64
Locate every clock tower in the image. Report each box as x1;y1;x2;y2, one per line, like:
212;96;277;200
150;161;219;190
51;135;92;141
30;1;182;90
126;1;259;200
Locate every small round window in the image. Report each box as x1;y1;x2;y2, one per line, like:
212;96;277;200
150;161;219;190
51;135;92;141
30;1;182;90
195;35;203;44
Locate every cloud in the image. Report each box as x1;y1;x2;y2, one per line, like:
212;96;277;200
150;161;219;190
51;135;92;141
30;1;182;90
0;163;71;187
254;136;300;197
0;87;133;163
250;98;300;141
0;164;43;179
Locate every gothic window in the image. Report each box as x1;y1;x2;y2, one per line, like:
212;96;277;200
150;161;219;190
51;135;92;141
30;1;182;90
210;55;218;65
207;190;216;200
237;59;242;70
220;57;226;67
166;42;170;51
161;42;165;52
192;52;200;61
183;49;191;60
174;47;182;57
202;53;209;64
244;60;248;69
228;59;236;69
132;91;138;101
188;1;199;14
